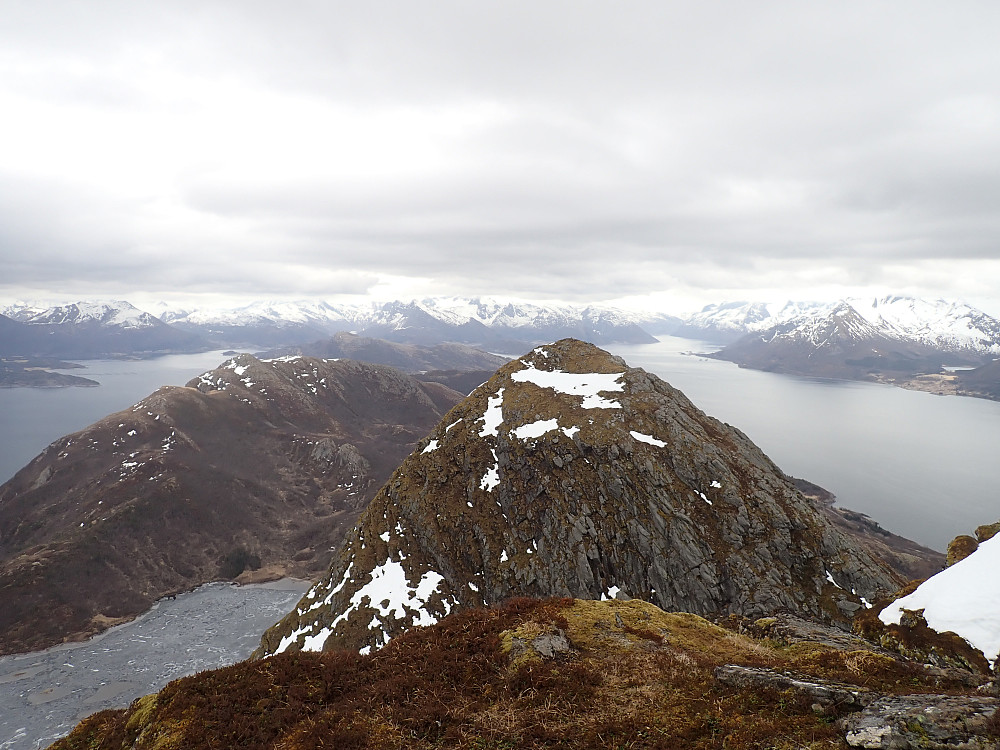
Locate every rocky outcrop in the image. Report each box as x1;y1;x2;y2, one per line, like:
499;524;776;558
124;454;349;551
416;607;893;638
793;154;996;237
258;339;904;657
843;694;1000;749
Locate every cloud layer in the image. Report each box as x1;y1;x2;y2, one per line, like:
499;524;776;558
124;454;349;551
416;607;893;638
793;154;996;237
2;2;999;313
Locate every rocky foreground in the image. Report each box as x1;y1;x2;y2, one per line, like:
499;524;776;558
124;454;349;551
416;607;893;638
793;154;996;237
53;597;1000;750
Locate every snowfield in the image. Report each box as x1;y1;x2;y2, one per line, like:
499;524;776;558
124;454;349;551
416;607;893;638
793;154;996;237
880;533;1000;666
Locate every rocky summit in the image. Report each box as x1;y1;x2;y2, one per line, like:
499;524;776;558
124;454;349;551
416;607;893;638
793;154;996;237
258;339;902;657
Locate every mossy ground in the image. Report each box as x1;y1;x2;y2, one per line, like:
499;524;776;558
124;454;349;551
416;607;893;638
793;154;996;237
54;598;988;750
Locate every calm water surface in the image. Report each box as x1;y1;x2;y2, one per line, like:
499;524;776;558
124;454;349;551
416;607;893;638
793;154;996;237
1;342;997;550
0;351;239;484
608;338;1000;552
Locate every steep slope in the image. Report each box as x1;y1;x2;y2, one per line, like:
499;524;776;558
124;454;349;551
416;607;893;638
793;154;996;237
852;295;1000;358
0;301;207;358
259;339;902;657
261;331;509;373
0;356;463;655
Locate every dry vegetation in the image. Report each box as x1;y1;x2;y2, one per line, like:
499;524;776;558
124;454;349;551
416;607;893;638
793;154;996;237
53;597;992;750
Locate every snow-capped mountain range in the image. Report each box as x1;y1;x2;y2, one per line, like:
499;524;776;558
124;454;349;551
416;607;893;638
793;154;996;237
0;300;207;359
156;297;661;352
3;300;162;330
3;295;998;369
684;296;1000;359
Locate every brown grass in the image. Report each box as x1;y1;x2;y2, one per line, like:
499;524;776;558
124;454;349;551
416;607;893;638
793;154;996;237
53;597;991;750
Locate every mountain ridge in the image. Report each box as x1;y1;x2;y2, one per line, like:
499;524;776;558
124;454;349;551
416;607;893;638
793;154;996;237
0;355;466;654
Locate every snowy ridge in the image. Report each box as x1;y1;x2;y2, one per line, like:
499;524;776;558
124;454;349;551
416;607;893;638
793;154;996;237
11;300;161;329
156;296;657;340
697;296;1000;357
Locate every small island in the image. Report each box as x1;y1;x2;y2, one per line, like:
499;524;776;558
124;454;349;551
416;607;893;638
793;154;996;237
0;358;99;388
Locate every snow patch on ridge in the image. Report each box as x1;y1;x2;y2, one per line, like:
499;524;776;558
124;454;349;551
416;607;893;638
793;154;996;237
513;418;560;440
282;561;450;654
511;364;625;409
479;388;504;437
630;430;666;447
480;448;500;492
879;533;1000;666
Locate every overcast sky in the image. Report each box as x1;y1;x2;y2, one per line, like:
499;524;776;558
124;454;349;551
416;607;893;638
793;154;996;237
2;1;999;315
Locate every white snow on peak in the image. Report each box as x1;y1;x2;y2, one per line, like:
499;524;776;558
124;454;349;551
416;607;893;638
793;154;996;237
293;561;448;653
422;439;440;454
630;430;667;447
480;448;500;492
478;388;505;437
513;418;560;440
511;364;625;409
880;532;1000;665
19;300;160;329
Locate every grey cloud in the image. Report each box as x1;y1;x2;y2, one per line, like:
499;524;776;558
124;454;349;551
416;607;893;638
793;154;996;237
2;2;999;310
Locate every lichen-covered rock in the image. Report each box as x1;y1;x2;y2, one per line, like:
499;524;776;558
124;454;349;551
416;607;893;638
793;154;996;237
947;535;979;567
842;694;1000;748
257;339;903;657
715;664;871;712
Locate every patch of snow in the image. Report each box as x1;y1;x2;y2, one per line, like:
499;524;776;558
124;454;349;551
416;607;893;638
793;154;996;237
379;531;390;542
446;419;462;432
601;585;622;601
422;439;439;454
825;570;841;589
513;418;560;440
480;448;500;491
880;533;1000;665
699;491;712;506
630;430;666;447
511;364;625;409
500;550;509;563
479;388;505;437
562;426;580;439
710;480;722;489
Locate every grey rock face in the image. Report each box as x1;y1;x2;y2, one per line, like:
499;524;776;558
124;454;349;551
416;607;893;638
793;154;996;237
842;694;1000;749
258;339;903;657
715;664;871;713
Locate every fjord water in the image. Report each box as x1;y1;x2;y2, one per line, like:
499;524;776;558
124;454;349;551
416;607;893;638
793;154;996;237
1;341;997;549
608;338;1000;552
0;350;235;485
